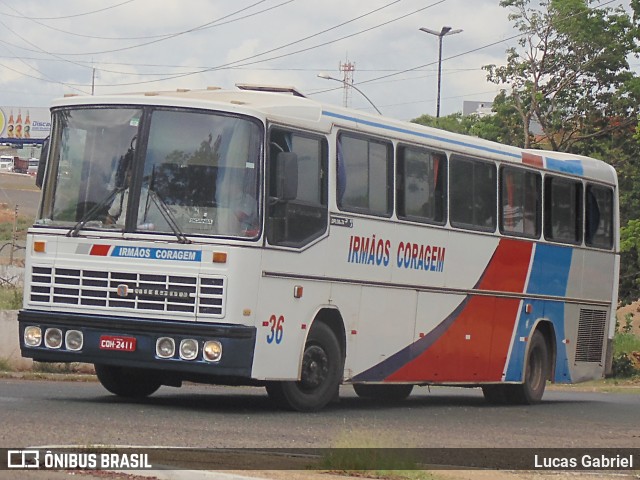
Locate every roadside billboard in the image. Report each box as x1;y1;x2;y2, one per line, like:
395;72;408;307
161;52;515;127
0;106;50;144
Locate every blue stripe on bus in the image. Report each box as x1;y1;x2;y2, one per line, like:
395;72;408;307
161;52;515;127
504;244;573;383
322;110;522;160
546;158;584;175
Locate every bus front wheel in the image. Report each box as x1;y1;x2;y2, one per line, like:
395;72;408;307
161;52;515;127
266;322;342;412
95;364;162;398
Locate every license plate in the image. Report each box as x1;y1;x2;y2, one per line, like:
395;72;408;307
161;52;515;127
99;335;137;352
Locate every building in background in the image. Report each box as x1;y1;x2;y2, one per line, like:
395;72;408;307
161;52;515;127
463;100;494;117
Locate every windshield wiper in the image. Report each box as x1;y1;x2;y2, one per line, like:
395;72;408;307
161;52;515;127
66;187;124;237
147;189;192;244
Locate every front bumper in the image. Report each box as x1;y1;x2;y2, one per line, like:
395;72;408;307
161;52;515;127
18;309;256;379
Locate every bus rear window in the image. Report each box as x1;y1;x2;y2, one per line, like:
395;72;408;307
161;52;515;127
586;184;614;249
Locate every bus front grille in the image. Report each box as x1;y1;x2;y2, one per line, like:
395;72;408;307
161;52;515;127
29;266;226;319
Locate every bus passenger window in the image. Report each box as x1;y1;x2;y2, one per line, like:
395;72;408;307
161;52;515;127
544;177;583;244
450;155;496;232
397;146;446;224
267;129;328;247
337;133;393;217
585;185;613;249
500;167;541;238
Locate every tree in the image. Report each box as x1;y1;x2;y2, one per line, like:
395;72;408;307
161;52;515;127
410;101;523;145
484;0;638;151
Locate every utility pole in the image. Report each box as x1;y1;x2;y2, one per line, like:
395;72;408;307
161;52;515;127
419;26;462;118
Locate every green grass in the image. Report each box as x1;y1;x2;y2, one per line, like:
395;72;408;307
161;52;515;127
318;430;442;480
614;332;640;355
0;357;11;372
0;286;22;309
0;214;31;242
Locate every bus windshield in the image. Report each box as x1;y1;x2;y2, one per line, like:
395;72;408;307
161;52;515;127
38;107;263;239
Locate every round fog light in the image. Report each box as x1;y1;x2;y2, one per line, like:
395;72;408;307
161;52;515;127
203;340;222;362
44;328;63;349
156;337;175;359
179;339;199;361
65;330;83;351
24;326;42;347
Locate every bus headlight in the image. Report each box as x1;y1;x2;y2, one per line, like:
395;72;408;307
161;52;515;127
44;328;63;349
156;337;175;359
179;339;199;361
24;326;42;347
203;340;222;362
65;330;83;351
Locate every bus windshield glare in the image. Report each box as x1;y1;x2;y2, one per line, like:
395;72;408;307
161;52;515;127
38;107;262;239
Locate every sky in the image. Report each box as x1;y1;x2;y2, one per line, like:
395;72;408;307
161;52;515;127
0;0;633;122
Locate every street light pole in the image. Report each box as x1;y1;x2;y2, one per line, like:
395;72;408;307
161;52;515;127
419;26;462;118
317;73;382;115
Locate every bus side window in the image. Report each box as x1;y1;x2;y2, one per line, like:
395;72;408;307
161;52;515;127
337;133;393;217
397;145;446;225
450;155;496;232
585;184;613;249
499;166;541;238
544;176;583;245
267;128;328;247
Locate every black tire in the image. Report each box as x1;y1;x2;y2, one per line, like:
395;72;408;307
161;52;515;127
482;331;549;405
266;322;342;412
94;364;162;398
508;330;549;404
353;384;414;402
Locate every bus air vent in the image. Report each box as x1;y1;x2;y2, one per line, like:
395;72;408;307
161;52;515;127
575;309;607;363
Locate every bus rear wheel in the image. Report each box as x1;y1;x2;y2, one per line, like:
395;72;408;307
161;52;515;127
95;364;162;398
482;330;549;405
509;330;549;404
353;384;413;402
266;322;342;412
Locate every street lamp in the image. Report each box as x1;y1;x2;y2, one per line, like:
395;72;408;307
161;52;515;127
317;73;382;115
419;26;462;118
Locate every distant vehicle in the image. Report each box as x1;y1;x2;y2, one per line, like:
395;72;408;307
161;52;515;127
0;155;14;172
12;157;29;174
27;158;39;175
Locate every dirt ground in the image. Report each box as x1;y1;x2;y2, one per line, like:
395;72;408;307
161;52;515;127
617;301;640;337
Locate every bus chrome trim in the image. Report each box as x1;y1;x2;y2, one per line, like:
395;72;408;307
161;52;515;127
28;265;227;319
262;270;611;308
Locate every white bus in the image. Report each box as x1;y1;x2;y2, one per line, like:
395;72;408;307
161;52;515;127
19;85;619;411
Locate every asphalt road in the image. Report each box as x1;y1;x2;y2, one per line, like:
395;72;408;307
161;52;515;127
1;379;638;450
0;172;40;219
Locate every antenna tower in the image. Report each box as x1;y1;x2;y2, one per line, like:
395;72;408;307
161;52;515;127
339;60;355;108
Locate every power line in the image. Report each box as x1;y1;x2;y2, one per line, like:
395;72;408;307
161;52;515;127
87;0;447;88
3;0;415;88
0;0;293;57
0;0;290;43
0;0;136;20
318;0;622;97
0;0;440;88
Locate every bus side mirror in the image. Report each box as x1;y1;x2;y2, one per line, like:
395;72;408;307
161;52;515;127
275;152;298;201
35;136;49;189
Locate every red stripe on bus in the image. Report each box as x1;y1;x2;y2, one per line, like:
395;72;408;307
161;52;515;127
386;239;533;383
522;152;544;168
90;244;111;256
